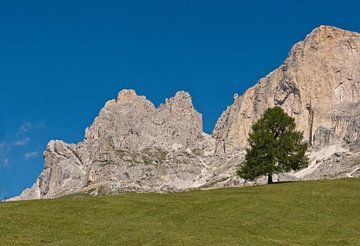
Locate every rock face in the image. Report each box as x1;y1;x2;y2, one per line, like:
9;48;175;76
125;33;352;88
12;25;360;200
16;90;229;200
213;25;360;153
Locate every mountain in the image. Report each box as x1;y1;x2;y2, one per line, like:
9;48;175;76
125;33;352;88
11;25;360;200
213;25;360;179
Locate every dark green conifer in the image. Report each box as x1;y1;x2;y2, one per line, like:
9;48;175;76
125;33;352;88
238;107;308;184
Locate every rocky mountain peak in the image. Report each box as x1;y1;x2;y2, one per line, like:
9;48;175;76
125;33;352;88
11;26;360;201
159;91;197;118
213;25;360;153
83;90;204;151
174;90;192;100
162;91;192;107
307;25;360;41
117;89;137;101
116;89;151;105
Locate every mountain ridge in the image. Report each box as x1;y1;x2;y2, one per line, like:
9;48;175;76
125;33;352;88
10;25;360;200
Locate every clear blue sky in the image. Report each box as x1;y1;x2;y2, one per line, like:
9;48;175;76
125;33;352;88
1;0;360;198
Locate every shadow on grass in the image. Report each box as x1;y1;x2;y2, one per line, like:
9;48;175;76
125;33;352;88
271;181;296;185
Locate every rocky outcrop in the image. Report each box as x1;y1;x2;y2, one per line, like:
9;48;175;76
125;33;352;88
10;25;360;201
12;90;228;200
213;25;360;154
85;90;204;151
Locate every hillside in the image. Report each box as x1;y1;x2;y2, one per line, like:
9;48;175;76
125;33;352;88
2;179;360;245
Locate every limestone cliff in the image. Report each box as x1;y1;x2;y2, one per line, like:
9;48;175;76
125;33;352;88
12;25;360;201
15;90;222;200
213;25;360;153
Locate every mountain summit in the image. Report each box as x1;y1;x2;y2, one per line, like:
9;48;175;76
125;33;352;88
12;26;360;200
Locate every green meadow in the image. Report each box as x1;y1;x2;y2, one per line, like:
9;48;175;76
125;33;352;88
1;178;360;245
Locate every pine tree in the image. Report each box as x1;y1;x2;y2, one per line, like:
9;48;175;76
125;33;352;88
237;107;308;184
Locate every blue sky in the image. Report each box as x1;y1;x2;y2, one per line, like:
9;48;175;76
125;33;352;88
1;0;360;198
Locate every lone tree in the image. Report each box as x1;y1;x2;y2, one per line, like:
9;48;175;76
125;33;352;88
237;107;308;184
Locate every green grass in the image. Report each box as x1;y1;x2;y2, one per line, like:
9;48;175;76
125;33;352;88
1;179;360;245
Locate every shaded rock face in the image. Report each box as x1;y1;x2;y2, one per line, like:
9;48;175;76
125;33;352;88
12;26;360;200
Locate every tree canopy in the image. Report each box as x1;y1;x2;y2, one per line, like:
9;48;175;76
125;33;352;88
237;107;308;184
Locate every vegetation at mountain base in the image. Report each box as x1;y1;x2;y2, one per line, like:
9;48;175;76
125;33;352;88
238;107;308;184
1;178;360;245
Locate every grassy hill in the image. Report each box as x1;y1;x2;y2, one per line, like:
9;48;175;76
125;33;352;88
1;179;360;245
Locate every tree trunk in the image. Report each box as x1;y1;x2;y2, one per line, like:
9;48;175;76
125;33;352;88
267;174;273;184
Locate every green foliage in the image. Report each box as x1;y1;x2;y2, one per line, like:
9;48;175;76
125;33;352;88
1;179;360;245
238;107;308;183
